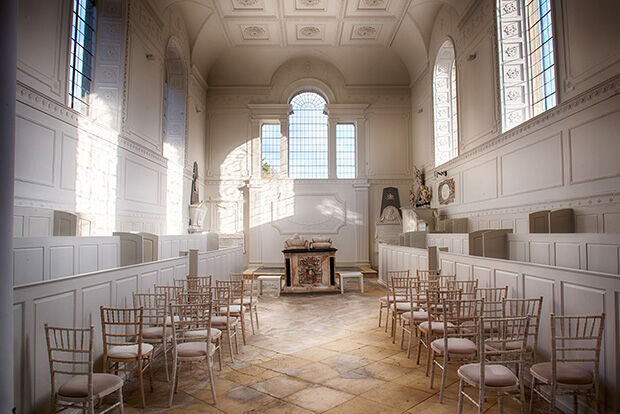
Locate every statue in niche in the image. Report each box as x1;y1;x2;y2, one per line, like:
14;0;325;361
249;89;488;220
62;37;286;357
188;162;207;233
190;161;200;205
410;166;432;208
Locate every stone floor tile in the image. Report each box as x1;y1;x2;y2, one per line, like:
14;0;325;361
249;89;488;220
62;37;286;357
250;374;312;399
323;396;401;414
360;381;433;411
285;385;355;413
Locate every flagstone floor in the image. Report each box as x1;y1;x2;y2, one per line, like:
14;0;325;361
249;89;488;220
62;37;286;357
122;277;548;413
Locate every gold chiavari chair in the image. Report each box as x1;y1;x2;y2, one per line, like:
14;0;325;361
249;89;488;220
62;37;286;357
457;315;530;414
132;292;172;381
529;313;605;414
475;286;509;333
100;306;153;408
436;274;457;289
168;294;217;407
211;285;240;361
417;289;462;375
487;297;543;368
187;275;212;291
186;288;224;370
447;279;479;299
390;276;413;343
402;279;438;358
216;280;247;345
45;324;124;413
154;285;187;325
379;270;410;332
429;298;483;402
230;272;260;334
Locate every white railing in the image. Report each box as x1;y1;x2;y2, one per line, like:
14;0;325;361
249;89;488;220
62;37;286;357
378;242;620;413
13;246;243;414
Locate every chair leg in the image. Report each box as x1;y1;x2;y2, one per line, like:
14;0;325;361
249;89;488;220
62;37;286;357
573;393;578;414
406;324;414;358
457;379;464;414
233;326;239;353
240;313;247;345
384;307;390;332
529;377;537;414
378;304;383;327
138;359;146;408
498;395;503;414
168;355;177;407
439;354;448;403
249;309;255;335
400;322;406;349
549;384;556;414
118;387;124;414
429;350;436;389
163;341;170;382
254;305;260;331
148;355;154;392
416;331;423;365
217;338;223;370
227;330;235;363
477;388;485;414
425;337;433;376
208;358;217;405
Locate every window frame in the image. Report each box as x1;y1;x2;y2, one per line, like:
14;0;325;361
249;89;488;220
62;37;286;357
432;38;459;168
68;0;97;115
260;122;282;178
287;91;330;179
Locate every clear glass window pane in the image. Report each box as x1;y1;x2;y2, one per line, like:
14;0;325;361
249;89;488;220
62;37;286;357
336;124;356;179
288;92;328;179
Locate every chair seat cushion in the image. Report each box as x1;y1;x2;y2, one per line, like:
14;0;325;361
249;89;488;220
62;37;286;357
458;363;518;387
431;338;477;355
485;340;532;353
401;311;429;321
419;321;456;333
142;326;172;340
396;302;412;311
58;373;123;398
185;328;222;340
211;316;238;327
107;343;153;359
530;362;593;385
233;297;256;306
219;305;244;314
379;295;406;303
177;341;216;358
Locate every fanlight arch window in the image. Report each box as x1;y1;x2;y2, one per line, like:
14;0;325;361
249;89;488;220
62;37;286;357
288;92;329;179
433;40;459;167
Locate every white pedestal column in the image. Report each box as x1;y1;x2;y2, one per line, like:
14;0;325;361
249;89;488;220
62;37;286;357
0;0;17;410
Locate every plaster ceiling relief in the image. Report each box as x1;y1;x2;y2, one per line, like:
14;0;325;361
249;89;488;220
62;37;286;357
351;24;379;40
231;0;264;10
241;24;269;40
358;0;389;10
297;25;323;40
295;0;325;10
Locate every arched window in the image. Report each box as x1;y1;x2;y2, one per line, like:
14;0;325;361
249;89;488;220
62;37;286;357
288;92;328;179
433;39;459;167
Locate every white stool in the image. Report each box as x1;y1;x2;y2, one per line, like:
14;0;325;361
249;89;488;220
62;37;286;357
257;275;283;297
338;271;364;294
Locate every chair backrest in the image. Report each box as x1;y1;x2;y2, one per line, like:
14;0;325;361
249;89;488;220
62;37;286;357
426;289;462;325
441;298;484;343
416;269;440;281
446;280;478;298
550;313;605;380
503;297;543;349
154;285;186;304
390;277;412;307
133;292;167;328
385;270;410;299
45;324;94;397
436;274;456;289
231;272;257;300
483;315;530;363
411;279;439;307
217;279;244;302
100;307;144;355
476;286;509;320
169;293;213;345
187;275;212;291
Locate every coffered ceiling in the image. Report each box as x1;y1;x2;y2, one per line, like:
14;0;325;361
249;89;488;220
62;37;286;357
149;0;473;86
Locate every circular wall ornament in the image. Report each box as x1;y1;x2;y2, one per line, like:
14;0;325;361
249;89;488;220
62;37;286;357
299;26;321;38
243;26;267;39
354;25;377;38
438;178;455;205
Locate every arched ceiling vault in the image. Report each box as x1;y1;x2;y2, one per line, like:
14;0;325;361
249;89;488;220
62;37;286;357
149;0;471;87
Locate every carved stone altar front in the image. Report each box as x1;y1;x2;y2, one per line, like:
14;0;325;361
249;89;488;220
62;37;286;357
282;248;338;293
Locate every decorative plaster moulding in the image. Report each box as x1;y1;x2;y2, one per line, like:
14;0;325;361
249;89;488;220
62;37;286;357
297;25;323;40
358;0;389;10
351;24;380;40
241;25;270;40
295;0;325;10
232;0;264;10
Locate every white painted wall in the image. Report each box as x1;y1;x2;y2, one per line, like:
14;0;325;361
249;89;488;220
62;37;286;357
411;0;620;232
14;0;207;235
